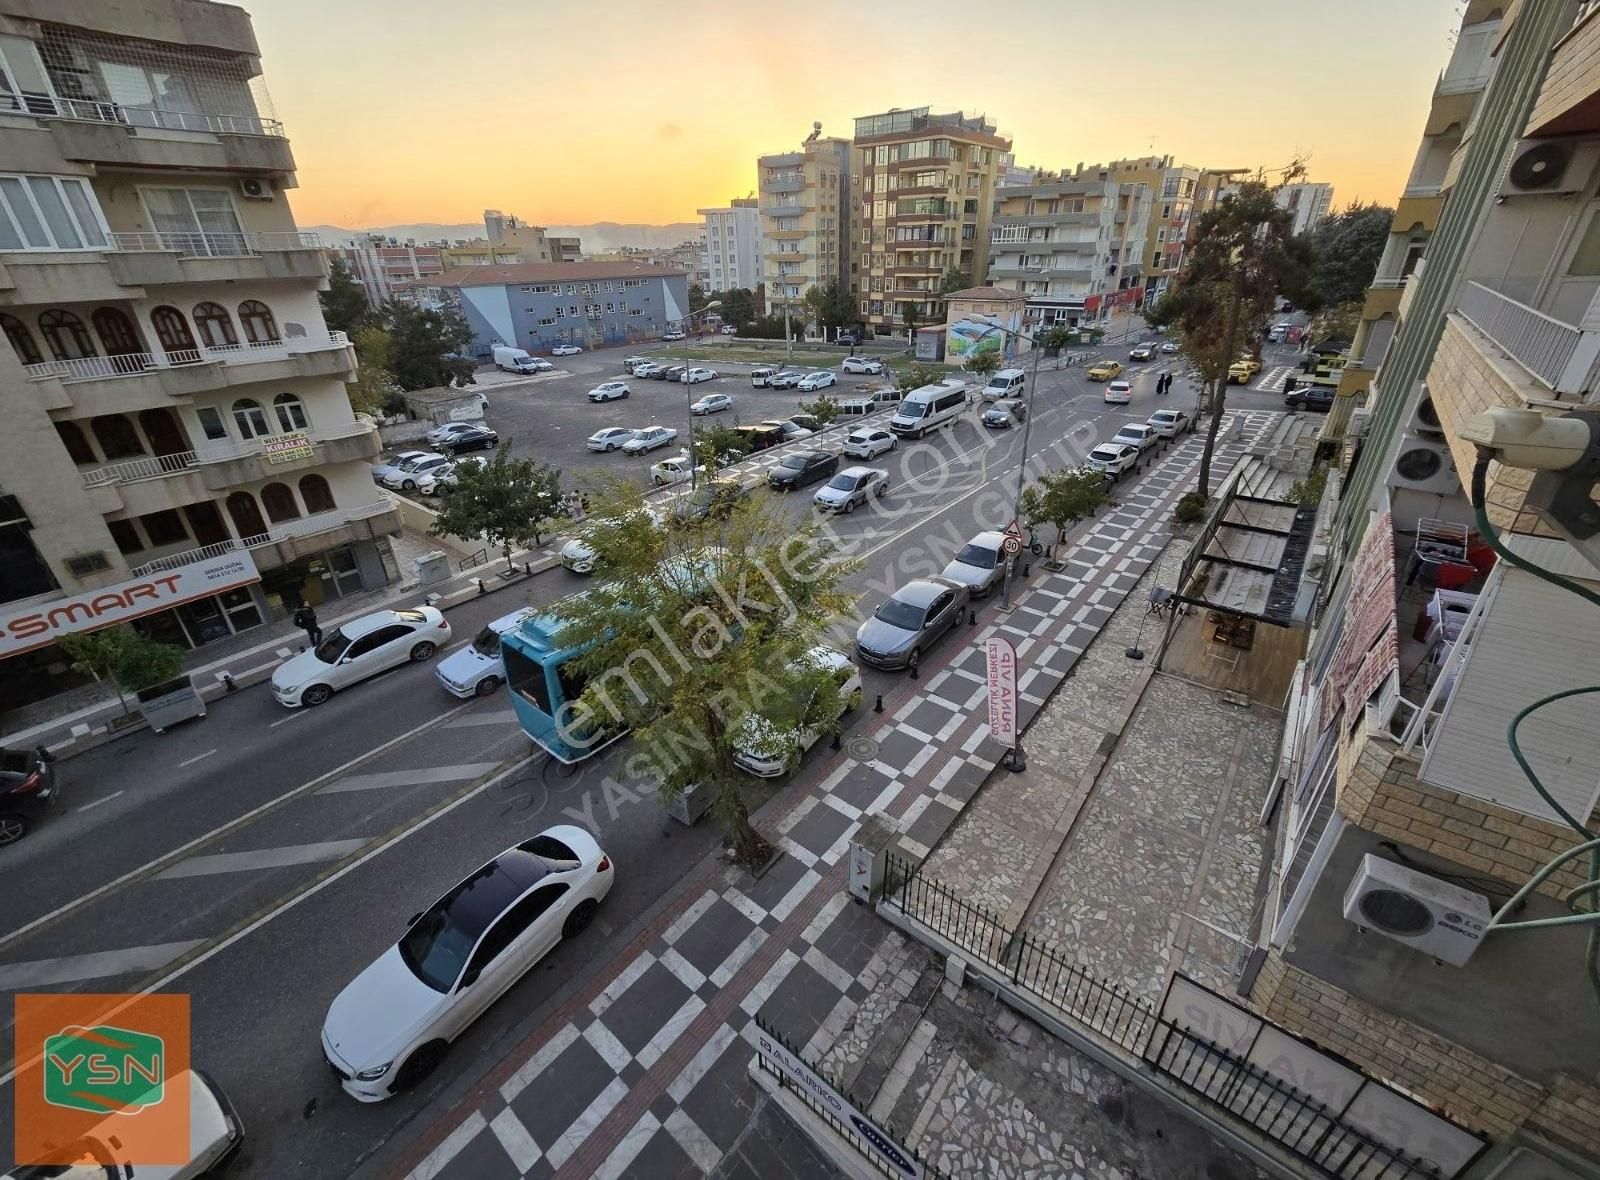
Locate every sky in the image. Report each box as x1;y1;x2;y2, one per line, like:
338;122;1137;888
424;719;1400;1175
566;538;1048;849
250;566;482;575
252;0;1465;230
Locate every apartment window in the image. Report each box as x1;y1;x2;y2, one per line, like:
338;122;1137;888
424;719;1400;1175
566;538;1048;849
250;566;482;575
0;172;109;252
629;307;643;316
195;406;228;441
568;306;578;317
564;285;576;294
141;187;244;252
606;302;614;312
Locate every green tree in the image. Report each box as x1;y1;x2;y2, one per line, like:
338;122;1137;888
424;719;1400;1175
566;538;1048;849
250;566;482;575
795;394;840;426
549;484;857;865
58;627;185;717
1040;326;1072;355
903;362;951;390
1307;201;1394;307
720;287;756;329
744;314;791;340
380;303;477;391
692;422;751;472
964;350;1000;378
1308;299;1362;348
938;265;971;297
1020;468;1114;560
899;302;922;342
805;278;854;337
345;324;397;416
319;256;371;335
689;284;708;314
430;446;565;571
1149;178;1313;498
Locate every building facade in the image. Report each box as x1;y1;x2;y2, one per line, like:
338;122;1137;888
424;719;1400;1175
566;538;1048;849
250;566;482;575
986;171;1150;328
437;240;523;269
326;237;444;305
698;199;759;293
1073;156;1215;304
0;0;400;715
757;131;850;328
403;262;688;356
1274;181;1335;235
851;108;1012;336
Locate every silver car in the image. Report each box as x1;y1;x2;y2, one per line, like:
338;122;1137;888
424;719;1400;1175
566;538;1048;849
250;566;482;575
812;465;889;513
940;531;1013;599
854;578;969;672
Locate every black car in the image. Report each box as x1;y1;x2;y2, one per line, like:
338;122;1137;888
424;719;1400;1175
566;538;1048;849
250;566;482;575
836;332;858;346
443;426;500;453
1;746;58;845
734;424;784;453
1284;385;1334;412
768;449;838;491
655;365;686;382
670;479;748;523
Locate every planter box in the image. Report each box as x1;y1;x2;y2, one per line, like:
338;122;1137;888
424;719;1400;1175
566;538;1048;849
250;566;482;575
135;676;207;733
666;780;713;826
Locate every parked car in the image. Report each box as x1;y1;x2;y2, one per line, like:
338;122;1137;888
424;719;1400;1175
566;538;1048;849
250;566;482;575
662;329;687;341
371;450;431;485
843;427;897;459
1228;356;1263;384
683;367;719;384
761;418;814;442
1111;423;1159;453
720;324;738;335
657;365;687;382
768;449;839;491
551;344;583;356
733;424;784;452
272;607;452;708
982;398;1026;429
854;577;969;673
1085;442;1139;478
441;427;499;455
670;478;747;523
493;344;540;374
842;356;884;375
1284;386;1335;412
940;531;1013;599
812;465;889;513
622;425;679;454
633;361;663;379
1160;341;1179;354
786;413;822;432
835;332;859;346
383;452;450;491
649;453;703;486
1129;343;1156;361
750;366;779;387
416;455;486;495
796;370;838;392
1086;360;1123;381
588;381;630;402
768;370;806;389
435;607;536;697
321;827;612;1102
1146;408;1191;438
622;355;651;372
0;745;57;846
31;1069;242;1175
690;393;733;415
1103;379;1132;405
560;505;663;572
425;421;479;447
732;647;863;778
587;427;639;452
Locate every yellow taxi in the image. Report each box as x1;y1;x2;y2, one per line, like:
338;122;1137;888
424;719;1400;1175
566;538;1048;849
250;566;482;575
1227;356;1263;384
1086;360;1123;382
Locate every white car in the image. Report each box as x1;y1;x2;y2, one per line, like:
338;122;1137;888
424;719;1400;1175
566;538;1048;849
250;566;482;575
1111;423;1159;453
649;453;703;486
371;449;431;485
796;370;838;392
940;530;1013;599
1146;408;1191;438
321;827;613;1102
271;607;451;708
733;647;864;777
842;356;884;375
1104;379;1133;405
720;324;738;335
588;381;630;402
561;504;664;571
551;344;583;356
623;425;679;454
416;455;486;495
426;421;479;447
759;418;814;442
662;330;687;341
690;393;733;415
683;367;718;384
843;427;897;459
1085;442;1139;477
813;465;889;513
587;427;639;452
1160;341;1179;354
383;452;450;491
48;1070;243;1178
435;607;535;697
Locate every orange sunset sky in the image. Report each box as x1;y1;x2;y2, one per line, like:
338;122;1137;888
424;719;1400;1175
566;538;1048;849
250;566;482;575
252;0;1464;230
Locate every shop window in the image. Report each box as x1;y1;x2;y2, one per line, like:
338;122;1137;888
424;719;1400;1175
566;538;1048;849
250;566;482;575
106;519;144;555
273;393;308;432
140;509;188;547
219;586;263;631
298;473;335;513
231;398;269;439
260;481;300;523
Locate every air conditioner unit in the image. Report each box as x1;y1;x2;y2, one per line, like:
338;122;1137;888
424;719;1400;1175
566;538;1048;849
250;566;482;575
237;177;274;201
1500;137;1600;198
1391;435;1460;495
1342;853;1490;966
1408;392;1444;436
1348;408;1372;439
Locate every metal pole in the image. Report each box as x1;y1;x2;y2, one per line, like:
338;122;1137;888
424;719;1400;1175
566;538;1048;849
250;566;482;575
686;314;696;491
1001;330;1043;610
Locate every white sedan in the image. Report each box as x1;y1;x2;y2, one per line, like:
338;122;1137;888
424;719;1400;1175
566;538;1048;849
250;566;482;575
622;425;679;454
796;370;837;392
733;647;863;777
587;427;639;452
690;393;733;415
271;607;451;708
588;381;630;402
842;356;884;375
1111;423;1160;453
426;421;479;447
662;330;687;341
321;827;613;1102
416;455;486;495
683;367;718;384
844;427;897;459
649;453;703;486
551;344;583;356
383;452;450;491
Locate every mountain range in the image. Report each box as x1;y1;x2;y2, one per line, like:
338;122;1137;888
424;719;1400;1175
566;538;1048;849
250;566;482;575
305;221;702;254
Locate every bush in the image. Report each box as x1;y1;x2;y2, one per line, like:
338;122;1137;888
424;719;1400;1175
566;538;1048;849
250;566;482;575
1174;491;1208;524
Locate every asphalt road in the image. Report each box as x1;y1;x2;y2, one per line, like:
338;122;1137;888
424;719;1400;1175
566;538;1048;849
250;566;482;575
0;335;1299;1178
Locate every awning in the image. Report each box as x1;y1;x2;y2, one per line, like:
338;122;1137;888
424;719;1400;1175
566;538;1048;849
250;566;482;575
1172;474;1317;626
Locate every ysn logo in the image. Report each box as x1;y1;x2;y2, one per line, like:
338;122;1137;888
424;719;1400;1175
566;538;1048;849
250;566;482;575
45;1024;165;1114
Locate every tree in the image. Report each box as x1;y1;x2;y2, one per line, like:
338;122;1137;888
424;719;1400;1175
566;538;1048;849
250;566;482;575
1307;202;1394;308
964;350;1000;378
319;256;370;335
938;266;971;297
692;422;750;472
58;627;185;717
430;445;565;571
744;314;794;341
720;287;756;329
795;394;840;426
1307;299;1362;348
1040;326;1073;355
380;303;477;391
689;284;708;314
899;302;921;342
1148;179;1313;498
346;324;397;416
1020;468;1114;561
804;278;854;337
903;362;950;391
548;483;857;866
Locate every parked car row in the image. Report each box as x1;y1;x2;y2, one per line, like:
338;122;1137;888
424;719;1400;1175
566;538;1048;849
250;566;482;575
623;358;721;384
1084;408;1193;479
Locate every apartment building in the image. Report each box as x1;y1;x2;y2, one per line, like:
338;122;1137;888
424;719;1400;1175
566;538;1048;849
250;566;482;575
757;130;850;327
986;171;1151;329
326;236;444;305
482;209;582;263
1249;3;1600;1171
852;108;1011;335
698;198;759;292
437;240;522;269
1073;156;1214;305
0;0;400;714
1274;181;1335;236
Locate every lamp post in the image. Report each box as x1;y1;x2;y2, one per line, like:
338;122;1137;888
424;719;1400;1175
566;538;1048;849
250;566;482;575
682;299;721;491
974;321;1044;609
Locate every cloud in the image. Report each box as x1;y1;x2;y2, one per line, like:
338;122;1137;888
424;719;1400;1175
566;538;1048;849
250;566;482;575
656;122;683;140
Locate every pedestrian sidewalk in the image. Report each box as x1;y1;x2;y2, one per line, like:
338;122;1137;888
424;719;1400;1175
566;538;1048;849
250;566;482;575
383;412;1282;1180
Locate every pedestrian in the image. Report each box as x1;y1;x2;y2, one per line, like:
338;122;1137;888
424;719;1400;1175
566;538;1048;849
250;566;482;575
293;603;322;648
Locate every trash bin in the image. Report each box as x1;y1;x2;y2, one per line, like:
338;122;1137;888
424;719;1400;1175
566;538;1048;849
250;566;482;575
414;550;451;587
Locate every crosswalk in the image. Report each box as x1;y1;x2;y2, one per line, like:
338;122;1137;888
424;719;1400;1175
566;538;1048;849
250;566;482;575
1253;365;1294;393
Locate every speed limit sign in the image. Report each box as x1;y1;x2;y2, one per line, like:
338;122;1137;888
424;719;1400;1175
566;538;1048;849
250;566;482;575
1002;521;1024;557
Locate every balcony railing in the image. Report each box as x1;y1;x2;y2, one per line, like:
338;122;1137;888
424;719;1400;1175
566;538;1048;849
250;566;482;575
108;230;321;257
129;500;395;576
23;332;350;383
81;421;375;488
81;451;198;487
1456;280;1600;393
9;94;285;137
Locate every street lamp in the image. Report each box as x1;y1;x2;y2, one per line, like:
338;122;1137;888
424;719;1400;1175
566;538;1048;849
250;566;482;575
682;300;721;491
973;321;1044;609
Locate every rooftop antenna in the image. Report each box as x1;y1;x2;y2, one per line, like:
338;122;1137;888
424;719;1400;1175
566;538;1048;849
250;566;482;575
803;121;822;145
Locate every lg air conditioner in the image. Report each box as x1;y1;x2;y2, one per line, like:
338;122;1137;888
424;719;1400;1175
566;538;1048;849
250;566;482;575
1408;393;1444;437
1392;436;1461;495
1500;137;1600;198
1342;853;1489;966
238;177;274;201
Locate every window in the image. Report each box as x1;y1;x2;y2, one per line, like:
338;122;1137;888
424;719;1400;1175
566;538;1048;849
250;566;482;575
195;406;228;441
273;392;308;432
38;309;95;360
54;420;96;464
150;306;197;354
237;300;278;344
0;174;108;251
92;307;142;356
1570;213;1600;276
106;518;144;555
140;508;188;546
260;482;299;523
141;187;245;254
232;398;269;439
194;302;237;348
537;316;556;326
505;645;553;714
299;474;334;513
1;312;40;364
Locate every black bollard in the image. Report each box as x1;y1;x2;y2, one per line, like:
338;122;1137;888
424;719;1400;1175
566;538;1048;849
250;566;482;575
1023;562;1030;578
221;672;236;693
969;609;977;626
476;578;486;595
831;733;842;752
874;694;884;713
910;663;920;680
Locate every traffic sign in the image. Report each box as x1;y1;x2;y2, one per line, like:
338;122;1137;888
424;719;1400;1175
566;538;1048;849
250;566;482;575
1002;520;1025;557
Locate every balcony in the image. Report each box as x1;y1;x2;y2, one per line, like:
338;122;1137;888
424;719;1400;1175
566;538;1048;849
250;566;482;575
80;421;380;494
1526;2;1600;137
764;176;805;194
30;98;296;174
1455;281;1600;394
764;204;806;218
130;500;401;577
762;152;804;169
104;231;325;287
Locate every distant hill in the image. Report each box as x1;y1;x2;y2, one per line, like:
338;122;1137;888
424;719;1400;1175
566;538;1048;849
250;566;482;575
308;221;702;254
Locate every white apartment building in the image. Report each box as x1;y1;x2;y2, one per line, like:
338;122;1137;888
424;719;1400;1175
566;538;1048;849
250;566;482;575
698;199;759;293
1275;181;1334;235
757;132;850;324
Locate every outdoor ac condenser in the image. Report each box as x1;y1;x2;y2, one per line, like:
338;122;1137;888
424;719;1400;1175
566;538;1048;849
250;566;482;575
1341;853;1490;967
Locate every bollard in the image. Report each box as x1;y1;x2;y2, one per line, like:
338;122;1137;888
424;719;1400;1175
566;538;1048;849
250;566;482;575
831;732;842;752
476;578;486;595
910;663;920;680
221;672;236;693
969;609;977;626
524;561;533;575
874;694;884;713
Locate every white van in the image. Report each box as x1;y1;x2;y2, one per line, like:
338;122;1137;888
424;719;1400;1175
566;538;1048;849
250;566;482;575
750;366;779;387
890;380;968;439
493;345;539;373
982;368;1026;401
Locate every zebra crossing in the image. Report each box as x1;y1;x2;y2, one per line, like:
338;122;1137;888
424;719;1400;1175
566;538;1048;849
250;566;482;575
1252;364;1295;393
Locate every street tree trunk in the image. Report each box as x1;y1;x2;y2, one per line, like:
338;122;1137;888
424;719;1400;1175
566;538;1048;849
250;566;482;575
1197;269;1247;499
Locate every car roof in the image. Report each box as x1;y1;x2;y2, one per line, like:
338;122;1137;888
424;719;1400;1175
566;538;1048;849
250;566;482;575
1116;423;1151;433
1090;443;1124;455
1148;409;1180;419
342;607;425;639
839;464;880;478
965;531;1005;548
895;579;953;608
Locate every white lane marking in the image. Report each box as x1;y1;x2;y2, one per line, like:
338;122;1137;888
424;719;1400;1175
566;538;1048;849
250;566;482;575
74;790;124;814
0;940;204;990
177;748;218;768
441;709;520;729
408;1111;488;1180
154;838;369;880
268;711;307;728
0;697;474;953
317;761;504;795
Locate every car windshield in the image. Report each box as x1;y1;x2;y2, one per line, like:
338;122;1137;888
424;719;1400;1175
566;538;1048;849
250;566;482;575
1091;447;1117;461
397;904;479;992
825;473;858;491
471;627;500;657
955;543;997;569
875;597;927;631
899;402;927;418
313;628;351;663
779;455;807;470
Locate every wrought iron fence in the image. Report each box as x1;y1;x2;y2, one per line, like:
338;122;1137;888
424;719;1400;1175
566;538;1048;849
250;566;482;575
458;548;489;572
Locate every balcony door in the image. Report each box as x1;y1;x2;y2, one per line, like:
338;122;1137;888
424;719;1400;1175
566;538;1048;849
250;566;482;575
224;491;267;542
91;308;144;372
140;187;245;256
150;306;197;356
138;408;188;458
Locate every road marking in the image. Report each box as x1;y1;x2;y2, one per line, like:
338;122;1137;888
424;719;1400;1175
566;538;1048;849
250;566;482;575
318;761;505;795
269;711;307;728
442;709;520;728
154;838;369;880
177;748;218;768
74;790;123;814
0;940;204;990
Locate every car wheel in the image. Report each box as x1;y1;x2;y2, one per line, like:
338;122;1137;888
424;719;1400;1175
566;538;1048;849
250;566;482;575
301;683;333;707
605;443;617;452
476;676;502;698
410;640;437;662
0;813;30;846
843;497;855;514
907;648;921;672
402;479;416;491
877;481;889;497
621;390;629;398
394;1041;446;1092
563;898;599;939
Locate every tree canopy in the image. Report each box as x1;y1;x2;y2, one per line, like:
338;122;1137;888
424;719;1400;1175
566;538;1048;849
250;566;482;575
319;256;371;335
58;626;185;716
346;324;399;416
938;266;971;297
1306;202;1394;307
430;446;565;569
1020;468;1114;557
716;287;756;329
380;303;477;391
964;350;1000;377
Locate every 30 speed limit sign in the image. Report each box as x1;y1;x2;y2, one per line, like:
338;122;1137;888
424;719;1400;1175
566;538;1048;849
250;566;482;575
1001;522;1024;557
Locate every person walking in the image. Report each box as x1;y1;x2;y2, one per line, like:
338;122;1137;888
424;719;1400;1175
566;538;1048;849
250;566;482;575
293;603;322;648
